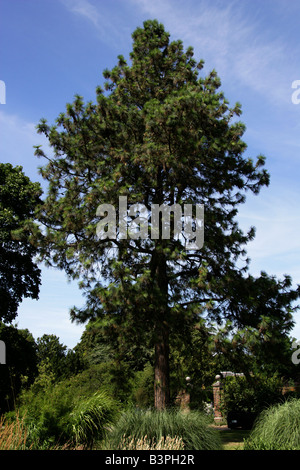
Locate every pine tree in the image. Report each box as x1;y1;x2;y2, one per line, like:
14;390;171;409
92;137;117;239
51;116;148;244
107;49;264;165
32;20;298;408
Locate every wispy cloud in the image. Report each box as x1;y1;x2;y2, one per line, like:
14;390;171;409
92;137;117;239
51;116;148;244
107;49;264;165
0;110;51;186
130;0;296;106
59;0;298;107
60;0;133;48
61;0;101;28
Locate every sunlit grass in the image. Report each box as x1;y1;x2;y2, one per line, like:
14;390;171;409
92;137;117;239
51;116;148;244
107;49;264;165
218;429;250;450
244;399;300;450
0;413;29;450
103;408;222;450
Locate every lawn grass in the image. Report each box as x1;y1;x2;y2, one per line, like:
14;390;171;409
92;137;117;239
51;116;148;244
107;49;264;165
218;428;251;450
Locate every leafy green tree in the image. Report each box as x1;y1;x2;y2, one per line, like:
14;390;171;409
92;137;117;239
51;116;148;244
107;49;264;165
37;334;67;362
77;316;152;372
0;323;38;413
31;20;299;409
36;334;84;380
219;374;284;418
213;271;300;380
0;163;42;322
36;334;67;379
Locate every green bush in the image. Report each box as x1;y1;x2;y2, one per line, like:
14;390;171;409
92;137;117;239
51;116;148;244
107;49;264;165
19;381;74;448
104;408;221;450
220;374;283;415
244;399;300;450
129;363;154;408
17;374;120;449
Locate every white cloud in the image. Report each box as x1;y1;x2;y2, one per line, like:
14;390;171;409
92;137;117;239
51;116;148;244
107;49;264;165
237;185;300;283
59;0;298;107
0;110;38;144
61;0;101;28
0;110;52;186
129;0;296;106
60;0;131;48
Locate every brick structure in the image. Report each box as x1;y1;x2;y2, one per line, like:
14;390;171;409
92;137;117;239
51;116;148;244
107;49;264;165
212;375;223;421
213;372;244;422
212;372;300;423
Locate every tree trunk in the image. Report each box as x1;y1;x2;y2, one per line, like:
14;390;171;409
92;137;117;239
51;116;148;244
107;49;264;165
152;246;170;410
154;322;170;409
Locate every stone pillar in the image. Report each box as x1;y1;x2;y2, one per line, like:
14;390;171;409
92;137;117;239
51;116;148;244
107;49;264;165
213;375;223;422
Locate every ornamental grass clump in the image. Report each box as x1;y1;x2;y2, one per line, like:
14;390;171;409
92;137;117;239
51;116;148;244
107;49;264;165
70;390;119;449
104;408;221;450
118;435;185;450
0;414;29;450
244;399;300;450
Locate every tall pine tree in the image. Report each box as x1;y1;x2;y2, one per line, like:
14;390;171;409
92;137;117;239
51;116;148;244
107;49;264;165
32;20;298;408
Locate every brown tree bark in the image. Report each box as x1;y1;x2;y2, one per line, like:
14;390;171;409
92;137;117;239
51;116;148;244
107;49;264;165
154;322;170;409
152;246;170;410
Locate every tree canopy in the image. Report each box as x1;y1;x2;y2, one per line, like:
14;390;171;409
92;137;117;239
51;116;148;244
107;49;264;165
0;163;42;323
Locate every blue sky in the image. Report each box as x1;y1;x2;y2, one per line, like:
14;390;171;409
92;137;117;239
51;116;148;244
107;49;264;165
0;0;300;349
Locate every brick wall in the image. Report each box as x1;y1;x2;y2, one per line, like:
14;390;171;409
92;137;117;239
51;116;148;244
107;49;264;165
213;375;223;421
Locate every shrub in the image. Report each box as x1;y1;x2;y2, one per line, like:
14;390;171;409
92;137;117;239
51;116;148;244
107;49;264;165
220;374;283;416
244;398;300;450
129;363;154;408
20;382;74;448
104;408;222;450
18;375;120;449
